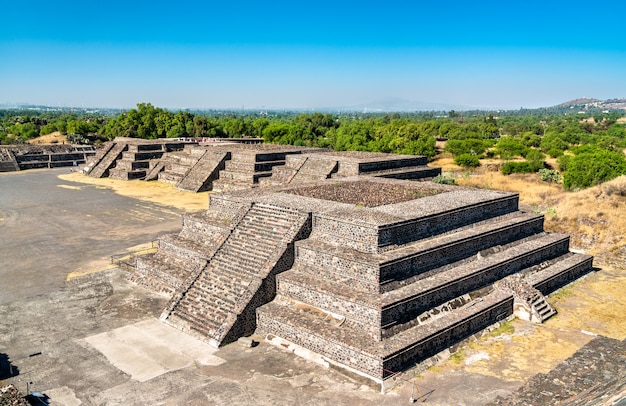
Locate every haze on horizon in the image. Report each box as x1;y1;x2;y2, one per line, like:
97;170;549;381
1;0;625;111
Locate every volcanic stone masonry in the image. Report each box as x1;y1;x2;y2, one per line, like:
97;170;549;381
130;171;593;388
84;137;441;191
0;144;95;172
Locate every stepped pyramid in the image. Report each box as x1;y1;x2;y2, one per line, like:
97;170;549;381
130;175;592;387
251;178;592;385
85;137;185;179
262;150;442;186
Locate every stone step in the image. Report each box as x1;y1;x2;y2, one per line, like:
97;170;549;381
176;151;228;192
290;158;338;183
167;164;192;176
357;156;428;174
294;212;543;292
138;251;201;282
218;239;276;258
257;288;513;380
158;234;216;261
121;151;165;161
308;190;520;253
108;168;147;180
212;254;266;276
224;160;285;173
89;142;127;178
113;159;151;171
525;253;594;295
282;233;569;338
229;228;288;245
144;160;166;181
370;166;441;180
379;233;569;333
158;171;184;184
379;212;545;287
133;253;205;295
127;143;166;152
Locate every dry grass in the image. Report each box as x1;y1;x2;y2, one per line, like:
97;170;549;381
462;322;589;382
28;131;68;144
58;172;209;213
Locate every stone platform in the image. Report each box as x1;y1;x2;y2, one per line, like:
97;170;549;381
129;176;592;388
85;138;441;191
0;144;95;172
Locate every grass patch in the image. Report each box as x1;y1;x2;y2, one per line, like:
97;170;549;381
548;285;575;303
449;348;466;365
485;321;515;338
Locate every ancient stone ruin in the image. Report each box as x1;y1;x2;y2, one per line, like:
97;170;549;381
0;144;95;172
130;167;593;387
84;137;441;192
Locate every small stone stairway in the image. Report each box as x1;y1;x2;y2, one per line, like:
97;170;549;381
495;274;557;323
176;151;229;192
530;292;557;322
87;142;127;178
161;203;309;347
290;156;338;183
0;148;19;172
143;160;166;181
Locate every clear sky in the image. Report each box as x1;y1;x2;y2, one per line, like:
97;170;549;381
1;0;625;110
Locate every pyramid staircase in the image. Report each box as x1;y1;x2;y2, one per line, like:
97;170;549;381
86;141;128;178
143;160;166;181
108;143;180;180
160;203;310;347
0;148;20;172
211;149;306;192
132;205;244;295
175;150;229;192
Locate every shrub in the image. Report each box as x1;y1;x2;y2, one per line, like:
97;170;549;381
432;174;456;185
540;133;568;154
495;137;528;159
563;147;626;189
444;138;491;157
501;161;533;175
557;154;572;172
538;168;562;183
454;153;481;167
547;148;564;158
524;149;545;161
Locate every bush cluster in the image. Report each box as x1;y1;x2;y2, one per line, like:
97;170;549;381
454;154;481;168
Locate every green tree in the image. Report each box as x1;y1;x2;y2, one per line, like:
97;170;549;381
563;146;626;189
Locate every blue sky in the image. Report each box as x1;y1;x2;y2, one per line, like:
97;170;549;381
1;0;625;110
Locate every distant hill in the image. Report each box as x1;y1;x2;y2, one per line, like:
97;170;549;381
554;97;626;112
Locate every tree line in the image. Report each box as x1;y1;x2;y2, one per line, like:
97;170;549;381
1;103;625;189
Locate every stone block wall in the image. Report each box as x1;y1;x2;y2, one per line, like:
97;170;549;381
377;195;519;248
381;294;513;377
358;157;428;173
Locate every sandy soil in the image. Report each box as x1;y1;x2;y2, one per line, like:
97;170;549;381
59;172;209;213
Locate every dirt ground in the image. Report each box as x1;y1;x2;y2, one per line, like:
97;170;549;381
2;168;625;405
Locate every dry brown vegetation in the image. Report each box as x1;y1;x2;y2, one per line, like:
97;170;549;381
28;131;68;144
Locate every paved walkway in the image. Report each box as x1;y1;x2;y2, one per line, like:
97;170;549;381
0;168;184;304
